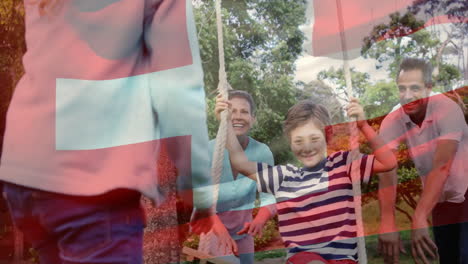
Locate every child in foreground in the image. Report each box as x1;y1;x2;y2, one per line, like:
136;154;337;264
216;96;397;264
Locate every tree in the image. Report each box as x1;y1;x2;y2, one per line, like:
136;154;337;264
361;8;464;88
409;0;467;34
317;67;371;100
409;0;468;80
361;81;399;119
296;80;345;124
195;0;307;164
361;11;439;77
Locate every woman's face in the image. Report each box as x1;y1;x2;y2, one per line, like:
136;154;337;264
289;119;327;168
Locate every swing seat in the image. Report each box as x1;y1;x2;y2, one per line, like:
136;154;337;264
182;246;237;264
286;252;358;264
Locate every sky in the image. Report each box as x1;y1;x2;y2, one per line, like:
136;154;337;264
294;0;390;84
294;0;466;86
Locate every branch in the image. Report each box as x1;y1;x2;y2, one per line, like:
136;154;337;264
395;205;413;222
433;34;452;77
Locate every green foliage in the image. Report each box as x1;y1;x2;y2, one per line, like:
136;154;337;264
252;208;280;249
182;233;200;250
296;80;345;124
409;0;468;35
181;214;279;253
253;218;278;249
361;11;430;76
317;67;370;99
361;9;463;84
361;123;421;223
435;63;461;90
362;81;399;119
195;0;307;164
254;249;286;261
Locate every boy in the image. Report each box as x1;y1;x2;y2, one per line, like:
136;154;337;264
216;97;396;263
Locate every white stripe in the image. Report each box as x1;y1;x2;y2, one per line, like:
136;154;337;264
298;245;358;257
276;186;353;212
280;209;356;233
330;152;345;165
285;234;357;248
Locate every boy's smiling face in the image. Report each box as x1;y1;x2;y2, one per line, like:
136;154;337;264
289;119;327;168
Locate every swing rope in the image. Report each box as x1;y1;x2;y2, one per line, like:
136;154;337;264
336;0;367;262
198;0;235;259
199;0;367;263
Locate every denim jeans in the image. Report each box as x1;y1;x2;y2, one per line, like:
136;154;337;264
432;190;468;264
2;182;145;264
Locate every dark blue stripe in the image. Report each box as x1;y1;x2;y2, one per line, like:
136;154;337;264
286;165;299;173
267;164;275;193
283;172;322;182
276;165;284;186
359;155;367;181
258;163;268;193
279;207;355;226
329;151;343;161
280;218;357;237
277;186;353;214
329;156;347;169
327;171;349;181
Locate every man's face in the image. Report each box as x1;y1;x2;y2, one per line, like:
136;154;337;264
397;69;431;117
289;120;327;168
230;97;255;137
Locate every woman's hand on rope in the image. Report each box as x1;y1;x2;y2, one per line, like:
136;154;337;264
212;215;239;256
215;94;231;121
345;97;367;128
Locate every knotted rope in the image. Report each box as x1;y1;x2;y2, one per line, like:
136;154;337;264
336;0;367;262
198;0;235;260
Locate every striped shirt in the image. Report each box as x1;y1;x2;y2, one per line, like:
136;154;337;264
256;151;375;261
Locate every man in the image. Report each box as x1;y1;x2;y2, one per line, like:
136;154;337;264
377;58;468;264
206;90;277;264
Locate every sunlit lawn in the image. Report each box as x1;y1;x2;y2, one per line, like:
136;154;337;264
255;198;425;263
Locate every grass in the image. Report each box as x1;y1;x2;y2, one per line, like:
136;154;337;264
254;198;433;263
254;249;286;261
